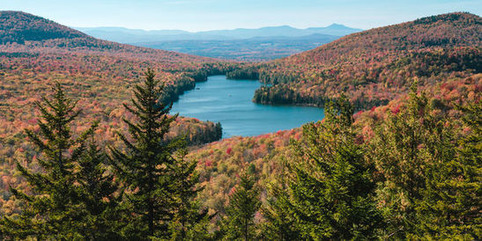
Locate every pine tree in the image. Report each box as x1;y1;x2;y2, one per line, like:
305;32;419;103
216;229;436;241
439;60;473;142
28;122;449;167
222;171;261;241
169;148;213;241
109;68;202;239
447;100;482;239
285;95;383;240
370;82;464;239
76;139;125;240
415;100;481;239
0;82;96;239
260;180;301;241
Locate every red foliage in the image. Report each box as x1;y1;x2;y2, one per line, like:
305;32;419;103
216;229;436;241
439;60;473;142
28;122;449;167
27;118;37;124
256;13;481;110
391;105;401;115
228;186;236;196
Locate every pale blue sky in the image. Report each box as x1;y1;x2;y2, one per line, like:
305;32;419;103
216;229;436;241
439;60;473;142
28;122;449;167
2;0;480;31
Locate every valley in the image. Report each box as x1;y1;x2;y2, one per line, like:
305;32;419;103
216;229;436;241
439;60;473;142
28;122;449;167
0;9;480;240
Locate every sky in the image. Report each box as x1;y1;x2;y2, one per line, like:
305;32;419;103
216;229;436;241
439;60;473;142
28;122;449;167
1;0;481;31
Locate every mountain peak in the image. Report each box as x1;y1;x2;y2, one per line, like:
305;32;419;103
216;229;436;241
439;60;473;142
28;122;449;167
326;23;346;27
289;12;481;63
413;12;481;25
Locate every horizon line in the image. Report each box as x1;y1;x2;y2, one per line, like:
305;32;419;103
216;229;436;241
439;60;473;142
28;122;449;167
70;23;363;33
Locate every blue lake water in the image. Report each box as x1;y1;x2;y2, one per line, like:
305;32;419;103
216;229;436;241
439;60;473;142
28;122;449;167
171;75;324;138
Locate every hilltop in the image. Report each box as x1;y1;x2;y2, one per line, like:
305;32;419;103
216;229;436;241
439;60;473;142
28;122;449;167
0;11;213;63
0;11;87;44
252;12;481;108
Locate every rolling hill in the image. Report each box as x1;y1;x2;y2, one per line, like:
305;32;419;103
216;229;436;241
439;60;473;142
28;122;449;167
252;12;481;109
0;11;214;63
0;10;229;139
0;11;88;44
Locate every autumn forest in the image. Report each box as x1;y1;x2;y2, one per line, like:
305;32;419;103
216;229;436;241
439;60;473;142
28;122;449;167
0;10;480;240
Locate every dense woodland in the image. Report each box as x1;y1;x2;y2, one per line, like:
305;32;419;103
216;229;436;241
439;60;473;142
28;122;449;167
245;12;481;109
0;10;481;240
0;11;229;218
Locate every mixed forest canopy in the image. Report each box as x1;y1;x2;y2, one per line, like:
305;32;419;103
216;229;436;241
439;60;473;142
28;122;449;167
0;10;480;240
246;12;481;109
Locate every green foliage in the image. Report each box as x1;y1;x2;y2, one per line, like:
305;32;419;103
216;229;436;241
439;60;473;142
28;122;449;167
221;171;261;241
0;83;97;239
414;100;481;239
226;66;259;80
284;96;383;240
259;180;301;241
371;83;446;238
76;139;125;240
109;69;204;239
370;82;481;239
170;213;215;241
168;148;213;241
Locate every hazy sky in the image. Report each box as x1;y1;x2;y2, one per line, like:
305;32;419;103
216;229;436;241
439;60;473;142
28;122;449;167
2;0;481;31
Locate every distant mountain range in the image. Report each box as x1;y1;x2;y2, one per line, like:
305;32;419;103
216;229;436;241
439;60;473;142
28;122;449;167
74;24;361;60
137;34;340;61
75;24;362;43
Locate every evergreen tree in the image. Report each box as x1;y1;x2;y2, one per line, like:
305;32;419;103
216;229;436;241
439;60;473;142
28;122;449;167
285;95;383;240
221;171;261;241
0;82;96;239
169;148;213;241
446;100;482;239
369;82;474;239
76;139;125;240
109;68;202;239
414;100;481;239
259;180;301;241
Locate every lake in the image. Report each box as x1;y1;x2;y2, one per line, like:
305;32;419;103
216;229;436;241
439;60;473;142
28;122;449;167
171;75;324;138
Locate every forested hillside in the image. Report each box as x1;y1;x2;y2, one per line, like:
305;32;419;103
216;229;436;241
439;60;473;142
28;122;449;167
0;11;87;44
0;11;480;240
0;11;229;217
250;12;481;109
0;11;214;63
